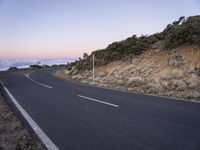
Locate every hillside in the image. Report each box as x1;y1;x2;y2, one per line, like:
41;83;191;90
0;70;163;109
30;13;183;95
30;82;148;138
55;16;200;100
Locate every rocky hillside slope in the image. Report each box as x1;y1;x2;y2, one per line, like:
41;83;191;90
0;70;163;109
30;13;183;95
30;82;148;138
55;16;200;101
56;45;200;100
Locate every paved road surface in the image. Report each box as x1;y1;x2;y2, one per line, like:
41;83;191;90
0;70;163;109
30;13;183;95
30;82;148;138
0;68;200;150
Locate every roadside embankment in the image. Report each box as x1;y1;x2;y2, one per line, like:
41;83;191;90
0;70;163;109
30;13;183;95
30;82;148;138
55;45;200;101
0;92;45;150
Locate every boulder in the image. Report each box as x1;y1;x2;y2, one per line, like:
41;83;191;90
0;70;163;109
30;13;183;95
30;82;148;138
168;55;186;67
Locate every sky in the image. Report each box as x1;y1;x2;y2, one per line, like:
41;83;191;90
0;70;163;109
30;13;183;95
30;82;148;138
0;0;199;59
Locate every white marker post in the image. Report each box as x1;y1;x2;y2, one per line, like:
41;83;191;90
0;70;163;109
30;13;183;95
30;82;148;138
92;54;95;84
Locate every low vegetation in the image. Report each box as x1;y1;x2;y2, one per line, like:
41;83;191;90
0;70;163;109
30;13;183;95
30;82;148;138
66;16;200;73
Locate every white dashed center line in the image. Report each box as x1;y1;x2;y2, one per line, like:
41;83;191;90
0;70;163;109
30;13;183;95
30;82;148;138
78;95;119;108
25;74;53;89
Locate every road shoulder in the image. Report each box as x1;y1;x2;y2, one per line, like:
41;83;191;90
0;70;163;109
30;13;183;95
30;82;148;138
0;92;45;150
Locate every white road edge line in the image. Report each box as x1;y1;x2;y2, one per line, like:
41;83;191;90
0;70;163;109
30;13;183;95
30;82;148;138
78;95;119;108
3;86;59;150
25;74;53;89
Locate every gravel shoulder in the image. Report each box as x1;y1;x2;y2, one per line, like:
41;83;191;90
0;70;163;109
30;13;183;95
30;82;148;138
0;92;45;150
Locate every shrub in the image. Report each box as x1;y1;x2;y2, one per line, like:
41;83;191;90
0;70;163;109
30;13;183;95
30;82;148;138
164;16;200;48
7;67;18;71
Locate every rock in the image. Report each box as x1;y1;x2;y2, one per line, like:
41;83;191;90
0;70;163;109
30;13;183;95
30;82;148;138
168;55;186;67
127;77;145;87
170;79;187;91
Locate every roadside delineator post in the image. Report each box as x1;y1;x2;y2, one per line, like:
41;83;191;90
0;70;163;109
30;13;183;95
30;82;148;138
93;54;95;84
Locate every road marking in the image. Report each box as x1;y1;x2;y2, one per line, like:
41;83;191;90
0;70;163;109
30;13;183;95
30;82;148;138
78;95;119;107
3;86;59;150
83;82;200;104
25;74;53;89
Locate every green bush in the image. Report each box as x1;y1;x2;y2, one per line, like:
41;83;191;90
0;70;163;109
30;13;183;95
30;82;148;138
163;16;200;48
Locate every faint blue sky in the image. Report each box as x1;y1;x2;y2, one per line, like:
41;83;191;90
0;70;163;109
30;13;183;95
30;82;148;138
0;0;199;59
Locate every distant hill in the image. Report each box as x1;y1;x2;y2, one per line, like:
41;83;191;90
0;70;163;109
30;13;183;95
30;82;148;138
66;15;200;72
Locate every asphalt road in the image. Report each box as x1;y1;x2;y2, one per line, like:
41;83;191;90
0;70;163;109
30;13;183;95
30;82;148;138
0;68;200;150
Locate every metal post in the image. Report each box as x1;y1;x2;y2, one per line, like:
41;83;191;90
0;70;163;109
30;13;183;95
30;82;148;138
92;54;95;84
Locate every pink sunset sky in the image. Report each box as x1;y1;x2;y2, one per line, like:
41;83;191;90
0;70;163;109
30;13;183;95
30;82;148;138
0;0;199;59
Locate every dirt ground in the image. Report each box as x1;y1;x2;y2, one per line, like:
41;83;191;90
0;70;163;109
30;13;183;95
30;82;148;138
0;93;45;150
